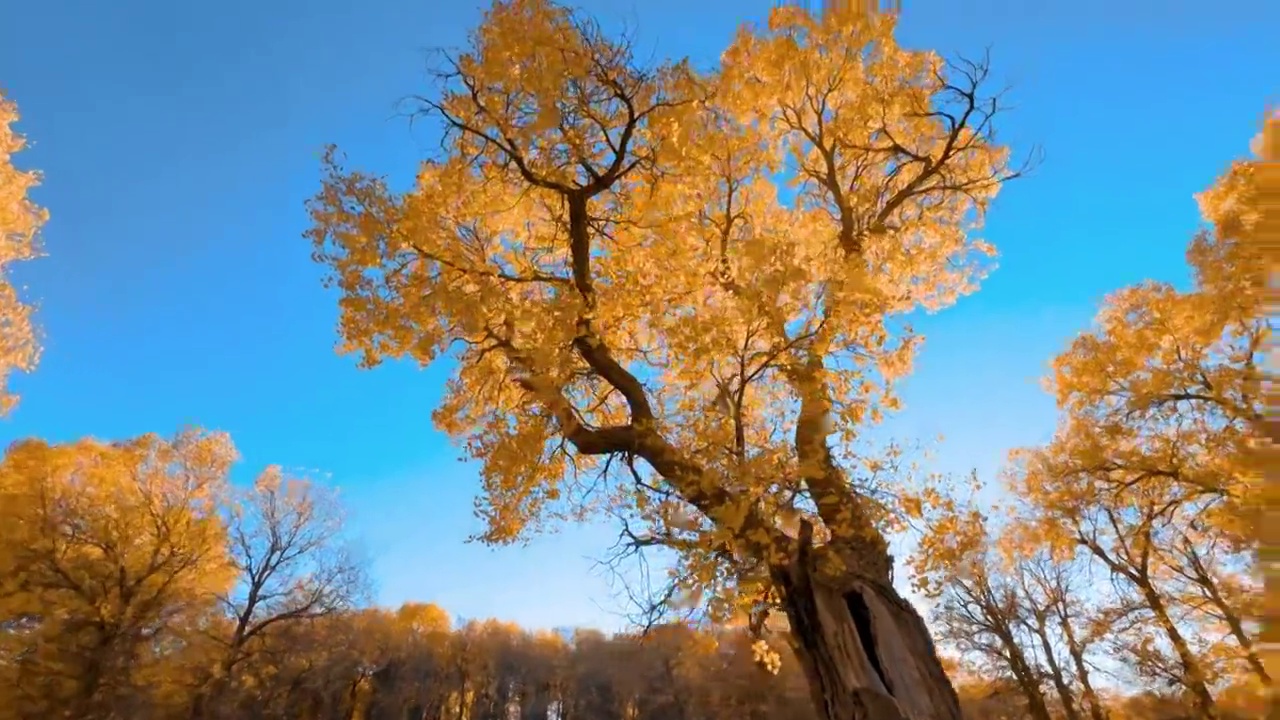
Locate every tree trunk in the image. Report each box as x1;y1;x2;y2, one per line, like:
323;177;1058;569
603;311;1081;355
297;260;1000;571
772;531;964;720
1140;586;1218;720
1002;644;1054;720
1058;613;1108;720
190;662;233;720
1031;616;1081;720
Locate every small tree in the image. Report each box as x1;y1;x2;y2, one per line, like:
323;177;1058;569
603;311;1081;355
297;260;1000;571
306;2;1025;717
192;470;366;719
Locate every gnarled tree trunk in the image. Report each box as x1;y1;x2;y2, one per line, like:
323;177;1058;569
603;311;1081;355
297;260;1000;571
772;525;964;720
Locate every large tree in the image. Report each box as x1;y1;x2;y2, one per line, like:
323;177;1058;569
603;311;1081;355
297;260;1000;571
0;431;237;720
306;2;1023;718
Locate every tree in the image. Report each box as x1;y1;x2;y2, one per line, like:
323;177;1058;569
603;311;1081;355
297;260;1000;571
305;1;1026;718
1249;114;1280;720
0;91;46;415
0;430;236;720
362;603;455;720
1009;541;1110;720
897;133;1269;720
1005;149;1267;719
910;497;1061;720
192;469;367;719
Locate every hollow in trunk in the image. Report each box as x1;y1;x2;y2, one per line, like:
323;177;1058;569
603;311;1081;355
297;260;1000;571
773;529;964;720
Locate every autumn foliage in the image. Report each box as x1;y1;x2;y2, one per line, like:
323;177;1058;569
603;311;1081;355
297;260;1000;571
0;430;367;720
0;90;44;415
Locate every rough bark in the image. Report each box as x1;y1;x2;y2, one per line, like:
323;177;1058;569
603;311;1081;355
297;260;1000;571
773;523;964;720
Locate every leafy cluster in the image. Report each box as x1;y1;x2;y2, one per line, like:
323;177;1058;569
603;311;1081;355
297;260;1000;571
0;91;45;415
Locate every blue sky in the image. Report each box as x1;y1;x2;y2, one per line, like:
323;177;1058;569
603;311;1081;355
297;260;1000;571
1;0;1274;631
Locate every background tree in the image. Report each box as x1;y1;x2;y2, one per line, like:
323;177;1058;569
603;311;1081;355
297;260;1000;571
922;147;1268;720
910;495;1059;720
306;2;1027;717
0;430;237;720
902;134;1266;720
0;90;46;415
192;469;367;719
1020;156;1262;720
362;602;455;720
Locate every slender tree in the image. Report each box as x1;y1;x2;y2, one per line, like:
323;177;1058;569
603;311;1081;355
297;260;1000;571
191;470;366;719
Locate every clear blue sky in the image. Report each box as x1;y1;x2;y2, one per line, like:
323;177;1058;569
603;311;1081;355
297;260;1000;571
1;0;1274;631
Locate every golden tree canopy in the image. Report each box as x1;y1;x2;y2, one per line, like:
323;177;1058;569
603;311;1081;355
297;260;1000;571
308;0;1018;619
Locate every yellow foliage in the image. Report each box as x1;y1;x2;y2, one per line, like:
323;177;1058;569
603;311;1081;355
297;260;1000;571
983;146;1269;713
305;0;1018;626
0;430;237;718
1024;155;1263;551
0;91;46;415
395;601;453;634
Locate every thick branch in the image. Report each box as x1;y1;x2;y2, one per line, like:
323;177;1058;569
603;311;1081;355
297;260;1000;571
494;331;790;563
